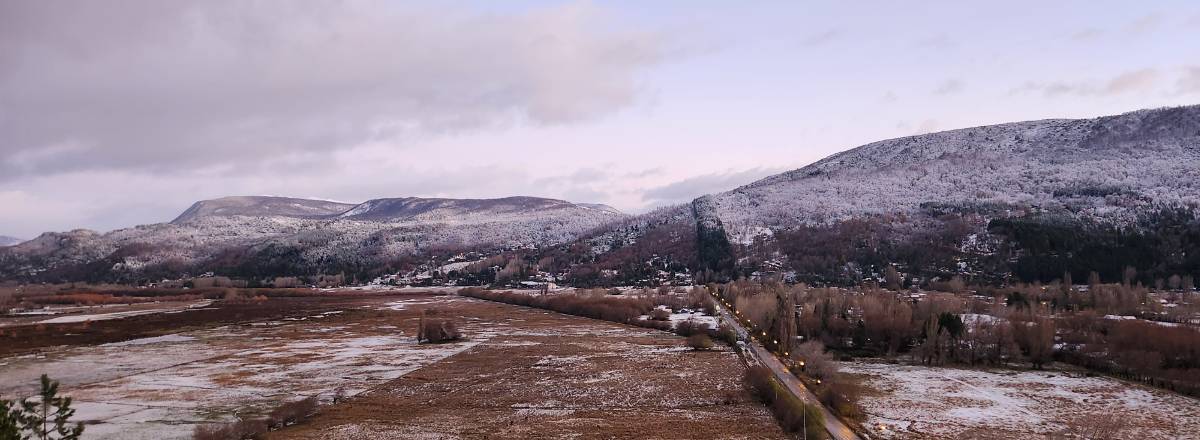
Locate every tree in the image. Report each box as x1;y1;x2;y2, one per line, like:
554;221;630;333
5;375;84;440
794;341;837;380
774;290;797;355
1016;316;1055;369
1;400;21;440
884;265;903;290
1122;266;1137;287
945;276;966;294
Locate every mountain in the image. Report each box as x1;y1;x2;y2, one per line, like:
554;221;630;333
552;105;1200;287
5;105;1198;286
707;105;1200;243
0;196;626;282
337;196;619;222
0;236;24;247
172;196;357;223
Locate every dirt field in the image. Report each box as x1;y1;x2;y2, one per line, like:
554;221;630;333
843;361;1200;440
269;296;786;440
0;293;785;440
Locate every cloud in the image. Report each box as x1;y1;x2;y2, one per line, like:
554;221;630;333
800;29;841;47
1104;69;1160;93
0;1;668;180
1070;28;1105;40
913;34;955;50
1126;14;1163;34
1178;66;1200;95
1010;68;1160;97
932;79;965;96
531;167;613;189
641;168;786;205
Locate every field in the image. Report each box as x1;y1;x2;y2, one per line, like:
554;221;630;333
268;296;780;440
843;361;1200;439
0;292;784;440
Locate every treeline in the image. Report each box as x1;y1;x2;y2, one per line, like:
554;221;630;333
711;282;863;423
458;288;734;341
765;214;987;285
723;205;1200;289
1059;314;1200;396
989;206;1200;285
715;280;1200;397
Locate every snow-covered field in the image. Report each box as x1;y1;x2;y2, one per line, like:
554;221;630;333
0;296;487;440
36;300;213;324
636;306;719;331
844;361;1200;439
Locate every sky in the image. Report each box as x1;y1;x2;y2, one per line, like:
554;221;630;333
2;0;1200;238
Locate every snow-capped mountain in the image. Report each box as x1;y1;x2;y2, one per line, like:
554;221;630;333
707;105;1200;244
336;196;618;222
553;105;1200;286
0;236;24;247
172;196;357;223
4;105;1198;284
0;196;626;281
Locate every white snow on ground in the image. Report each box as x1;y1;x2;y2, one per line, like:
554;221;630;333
668;311;717;330
35;301;213;324
0;297;487;440
843;361;1200;439
102;334;197;347
958;313;1002;326
384;296;466;310
639;306;718;330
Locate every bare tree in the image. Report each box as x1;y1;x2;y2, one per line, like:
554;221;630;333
884;265;903;291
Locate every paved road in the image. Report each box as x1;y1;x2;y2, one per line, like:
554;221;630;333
714;300;863;440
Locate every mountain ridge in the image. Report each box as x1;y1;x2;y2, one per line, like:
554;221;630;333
1;195;627;282
3;104;1198;285
552;104;1200;286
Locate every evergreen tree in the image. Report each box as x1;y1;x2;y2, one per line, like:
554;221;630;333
15;375;83;440
1;400;22;440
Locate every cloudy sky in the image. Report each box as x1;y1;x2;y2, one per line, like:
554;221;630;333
3;1;1200;238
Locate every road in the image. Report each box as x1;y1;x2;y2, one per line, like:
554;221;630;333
714;300;863;440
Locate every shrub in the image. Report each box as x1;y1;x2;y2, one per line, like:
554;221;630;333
794;341;837;381
715;322;739;346
687;334;714;351
649;308;671;321
192;418;267;440
458;289;656;326
267;397;318;429
817;378;863;420
632;319;672;332
745;366;824;438
674;318;706;337
418;314;461;343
